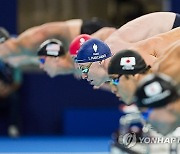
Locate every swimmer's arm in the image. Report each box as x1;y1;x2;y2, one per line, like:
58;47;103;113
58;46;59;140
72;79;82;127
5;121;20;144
0;19;83;58
91;27;117;41
65;19;83;41
17;19;82;51
115;12;176;43
104;12;176;54
0;38;20;58
4;55;40;68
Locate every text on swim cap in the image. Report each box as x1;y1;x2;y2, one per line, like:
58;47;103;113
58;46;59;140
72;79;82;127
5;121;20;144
88;54;106;61
142;90;171;105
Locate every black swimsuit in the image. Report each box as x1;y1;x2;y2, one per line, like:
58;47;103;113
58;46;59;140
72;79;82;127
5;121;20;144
172;13;180;29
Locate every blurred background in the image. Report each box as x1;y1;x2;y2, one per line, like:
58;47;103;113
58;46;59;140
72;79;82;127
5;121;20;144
0;0;179;138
